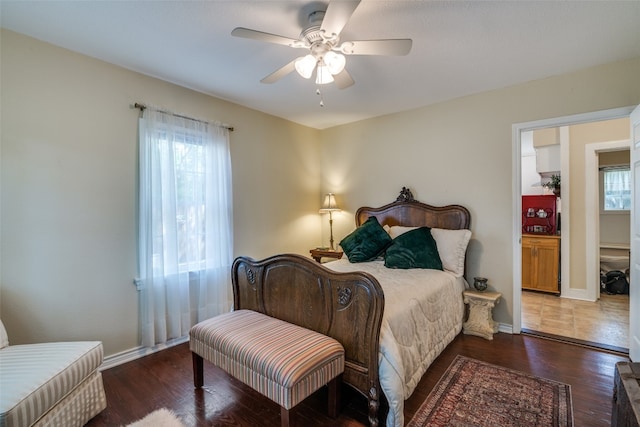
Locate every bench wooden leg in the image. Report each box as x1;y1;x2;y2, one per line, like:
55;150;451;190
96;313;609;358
327;374;342;418
192;352;204;388
280;406;294;427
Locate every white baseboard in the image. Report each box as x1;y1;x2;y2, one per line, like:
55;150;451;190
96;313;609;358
560;287;596;302
498;323;514;334
100;336;189;371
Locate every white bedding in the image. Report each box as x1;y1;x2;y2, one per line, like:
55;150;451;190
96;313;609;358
324;259;465;427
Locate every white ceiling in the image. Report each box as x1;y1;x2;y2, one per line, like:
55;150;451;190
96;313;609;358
2;1;639;129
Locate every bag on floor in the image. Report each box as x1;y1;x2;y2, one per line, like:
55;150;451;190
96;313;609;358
604;270;629;295
600;271;607;291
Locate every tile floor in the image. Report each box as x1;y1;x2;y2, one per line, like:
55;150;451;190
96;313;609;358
521;290;629;350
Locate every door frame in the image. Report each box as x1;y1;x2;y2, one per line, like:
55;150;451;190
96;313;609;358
629;105;640;361
585;139;631;302
511;106;636;334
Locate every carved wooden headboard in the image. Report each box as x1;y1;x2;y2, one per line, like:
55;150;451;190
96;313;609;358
356;187;471;230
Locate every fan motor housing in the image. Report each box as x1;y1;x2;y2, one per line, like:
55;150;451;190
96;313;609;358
300;11;338;47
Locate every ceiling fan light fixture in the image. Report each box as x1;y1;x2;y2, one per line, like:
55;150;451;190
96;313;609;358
324;51;346;75
294;54;316;79
232;0;411;91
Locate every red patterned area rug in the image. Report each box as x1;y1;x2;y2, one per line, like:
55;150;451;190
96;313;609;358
407;355;573;427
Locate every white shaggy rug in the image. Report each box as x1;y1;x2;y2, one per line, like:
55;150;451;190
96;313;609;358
126;408;186;427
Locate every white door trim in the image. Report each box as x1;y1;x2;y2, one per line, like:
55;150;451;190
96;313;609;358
584;139;631;302
629;105;640;361
559;126;572;300
512;106;635;334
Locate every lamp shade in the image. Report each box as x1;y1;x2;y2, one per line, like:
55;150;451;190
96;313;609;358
294;54;316;79
324;51;346;75
319;193;340;212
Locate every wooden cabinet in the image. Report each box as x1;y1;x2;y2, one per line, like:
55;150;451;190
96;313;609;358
522;234;560;294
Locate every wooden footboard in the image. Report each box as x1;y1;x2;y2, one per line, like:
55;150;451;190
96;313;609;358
232;253;385;426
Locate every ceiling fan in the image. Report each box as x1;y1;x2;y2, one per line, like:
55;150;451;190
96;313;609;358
231;0;412;89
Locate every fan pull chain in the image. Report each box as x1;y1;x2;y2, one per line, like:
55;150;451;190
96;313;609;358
316;87;325;107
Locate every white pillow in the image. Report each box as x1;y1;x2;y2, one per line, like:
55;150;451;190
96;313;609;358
430;228;472;277
0;319;9;349
387;225;417;239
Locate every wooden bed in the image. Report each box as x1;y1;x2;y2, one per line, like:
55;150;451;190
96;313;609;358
231;188;471;427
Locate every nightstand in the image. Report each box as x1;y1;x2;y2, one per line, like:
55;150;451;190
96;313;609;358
462;290;501;340
310;248;344;263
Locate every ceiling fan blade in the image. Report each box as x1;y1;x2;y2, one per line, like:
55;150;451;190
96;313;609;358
333;68;355;89
338;39;413;56
260;59;298;84
320;0;361;38
232;27;300;48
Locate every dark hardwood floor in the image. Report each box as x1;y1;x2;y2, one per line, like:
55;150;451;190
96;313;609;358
86;332;628;426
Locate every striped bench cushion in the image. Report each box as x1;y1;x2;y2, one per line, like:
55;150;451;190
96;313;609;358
0;341;105;427
190;309;344;409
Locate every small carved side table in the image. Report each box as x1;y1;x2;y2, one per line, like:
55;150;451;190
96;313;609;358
310;248;343;263
462;290;501;340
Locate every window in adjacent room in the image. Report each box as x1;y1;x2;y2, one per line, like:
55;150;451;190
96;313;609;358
601;166;631;211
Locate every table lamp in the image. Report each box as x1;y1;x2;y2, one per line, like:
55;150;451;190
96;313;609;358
319;193;340;251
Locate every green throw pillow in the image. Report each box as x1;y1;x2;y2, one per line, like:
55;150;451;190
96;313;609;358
340;216;392;263
384;227;443;270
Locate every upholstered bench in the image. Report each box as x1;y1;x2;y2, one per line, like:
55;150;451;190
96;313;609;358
189;309;345;427
0;326;107;427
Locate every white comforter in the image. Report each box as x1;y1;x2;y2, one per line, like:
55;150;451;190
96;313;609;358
325;259;465;427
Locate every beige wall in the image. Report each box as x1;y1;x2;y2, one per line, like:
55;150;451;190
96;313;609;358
0;30;321;355
2;28;640;355
600;150;630;167
320;57;640;325
533;127;559;147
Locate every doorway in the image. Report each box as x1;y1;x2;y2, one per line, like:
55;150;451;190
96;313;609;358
512;106;635;352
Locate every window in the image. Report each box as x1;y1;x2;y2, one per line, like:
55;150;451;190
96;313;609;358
171;136;207;273
602;167;631;211
138;109;233;347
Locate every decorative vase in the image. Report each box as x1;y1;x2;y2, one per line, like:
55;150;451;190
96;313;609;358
473;277;488;292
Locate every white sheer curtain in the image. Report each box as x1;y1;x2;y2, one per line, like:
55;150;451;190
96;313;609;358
603;168;631;210
137;109;233;347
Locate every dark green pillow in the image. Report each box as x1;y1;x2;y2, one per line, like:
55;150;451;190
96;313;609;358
339;216;392;263
384;227;443;270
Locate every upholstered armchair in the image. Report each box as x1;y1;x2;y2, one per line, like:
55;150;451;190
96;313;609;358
0;320;107;426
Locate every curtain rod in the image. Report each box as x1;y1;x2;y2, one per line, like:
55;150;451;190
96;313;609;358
134;103;234;132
